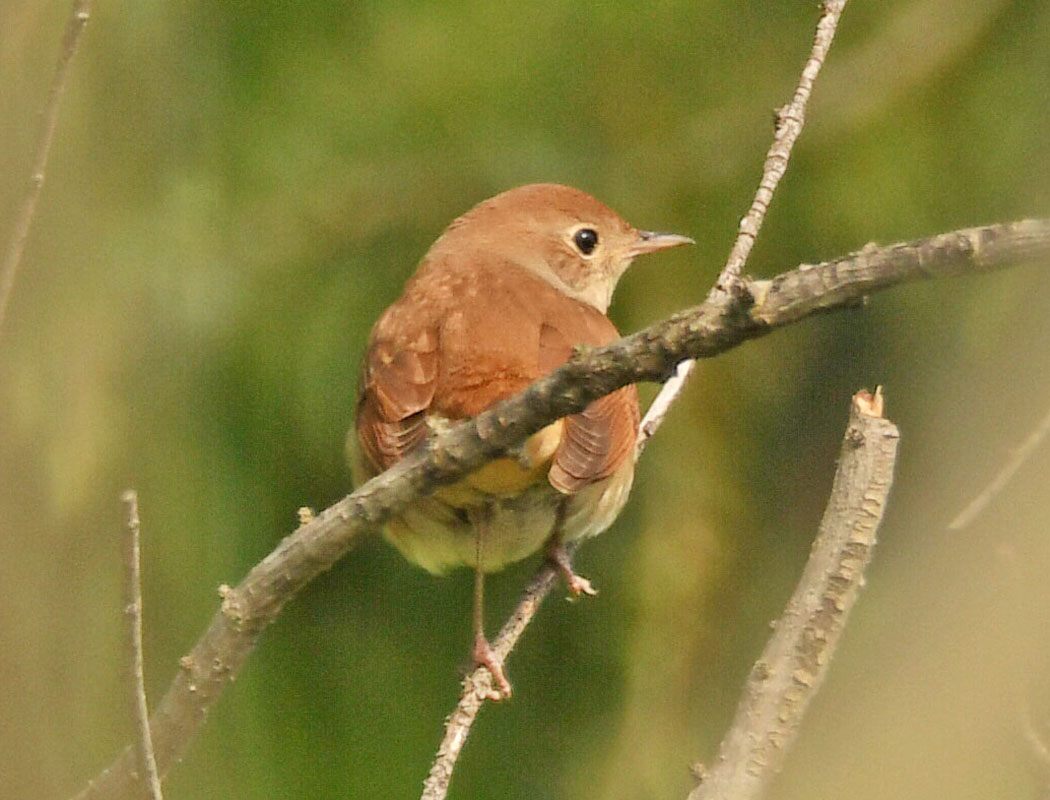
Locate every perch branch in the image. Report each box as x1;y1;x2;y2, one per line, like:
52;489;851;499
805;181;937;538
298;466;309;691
120;491;163;800
420;559;565;800
428;5;851;785
636;0;848;452
689;388;899;800
70;217;1050;800
0;0;93;334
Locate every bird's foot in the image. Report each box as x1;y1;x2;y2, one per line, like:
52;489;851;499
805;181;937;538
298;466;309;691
472;635;512;700
565;572;597;598
545;541;598;600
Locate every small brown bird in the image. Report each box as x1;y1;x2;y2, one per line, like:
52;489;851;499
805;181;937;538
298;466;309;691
350;183;691;697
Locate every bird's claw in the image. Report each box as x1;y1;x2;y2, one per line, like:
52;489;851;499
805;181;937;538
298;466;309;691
472;636;512;700
546;541;599;600
565;573;598;600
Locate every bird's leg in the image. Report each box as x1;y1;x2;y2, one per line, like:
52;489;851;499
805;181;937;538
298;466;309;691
545;502;598;599
471;562;512;700
469;508;512;700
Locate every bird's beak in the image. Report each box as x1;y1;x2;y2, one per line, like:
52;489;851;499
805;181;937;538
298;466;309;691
629;230;695;257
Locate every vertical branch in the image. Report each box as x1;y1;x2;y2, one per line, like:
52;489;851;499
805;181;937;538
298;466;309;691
636;0;849;451
0;0;93;334
689;389;899;800
121;490;164;800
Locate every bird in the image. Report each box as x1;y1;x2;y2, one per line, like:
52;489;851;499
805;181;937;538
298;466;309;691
349;183;692;697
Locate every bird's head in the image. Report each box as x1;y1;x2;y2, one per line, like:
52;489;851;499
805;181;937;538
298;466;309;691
431;183;693;312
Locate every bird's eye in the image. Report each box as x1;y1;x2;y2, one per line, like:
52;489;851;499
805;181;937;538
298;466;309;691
572;228;599;255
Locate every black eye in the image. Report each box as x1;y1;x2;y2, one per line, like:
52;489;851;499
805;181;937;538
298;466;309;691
573;228;599;255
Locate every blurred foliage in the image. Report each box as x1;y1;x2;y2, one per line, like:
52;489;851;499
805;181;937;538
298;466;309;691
1;1;1049;798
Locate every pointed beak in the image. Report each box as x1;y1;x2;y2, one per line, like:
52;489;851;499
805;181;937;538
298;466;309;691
629;230;695;257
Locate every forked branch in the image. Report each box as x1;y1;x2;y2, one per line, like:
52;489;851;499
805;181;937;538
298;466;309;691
71;217;1050;800
638;0;849;452
428;5;851;790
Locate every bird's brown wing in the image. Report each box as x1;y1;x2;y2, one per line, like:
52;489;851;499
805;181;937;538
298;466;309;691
355;321;439;474
536;307;640;494
356;260;547;483
547;386;639;494
354;260;638;493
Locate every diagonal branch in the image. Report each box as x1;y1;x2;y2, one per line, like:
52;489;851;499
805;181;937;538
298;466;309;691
637;0;848;452
431;6;851;788
421;560;564;800
717;0;848;290
70;217;1050;800
689;389;899;800
0;0;93;335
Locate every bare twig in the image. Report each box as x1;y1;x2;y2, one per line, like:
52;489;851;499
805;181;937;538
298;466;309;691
440;2;869;760
637;358;693;456
717;0;848;290
420;559;564;800
689;388;899;800
635;0;848;452
70;218;1050;800
0;0;93;334
948;404;1050;530
120;490;163;800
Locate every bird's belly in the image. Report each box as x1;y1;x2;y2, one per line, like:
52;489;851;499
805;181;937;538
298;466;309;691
383;460;635;575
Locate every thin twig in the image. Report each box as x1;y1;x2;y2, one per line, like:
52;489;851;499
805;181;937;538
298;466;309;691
635;0;848;452
948;404;1050;530
69;218;1050;800
637;358;693;456
420;559;564;800
995;543;1050;799
0;0;93;334
717;0;848;290
689;388;899;800
120;490;163;800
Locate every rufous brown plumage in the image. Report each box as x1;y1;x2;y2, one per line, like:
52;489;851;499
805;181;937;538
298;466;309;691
350;183;692;696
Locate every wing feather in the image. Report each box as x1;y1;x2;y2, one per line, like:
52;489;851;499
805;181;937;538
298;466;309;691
549;386;639;493
355;327;438;473
353;258;639;493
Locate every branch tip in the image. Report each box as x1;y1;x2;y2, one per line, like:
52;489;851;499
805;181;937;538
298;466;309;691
853;386;885;418
119;490;164;800
641;0;849;449
0;0;94;335
689;390;897;800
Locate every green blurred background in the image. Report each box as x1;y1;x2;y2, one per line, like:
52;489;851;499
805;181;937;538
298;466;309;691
2;1;1049;798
